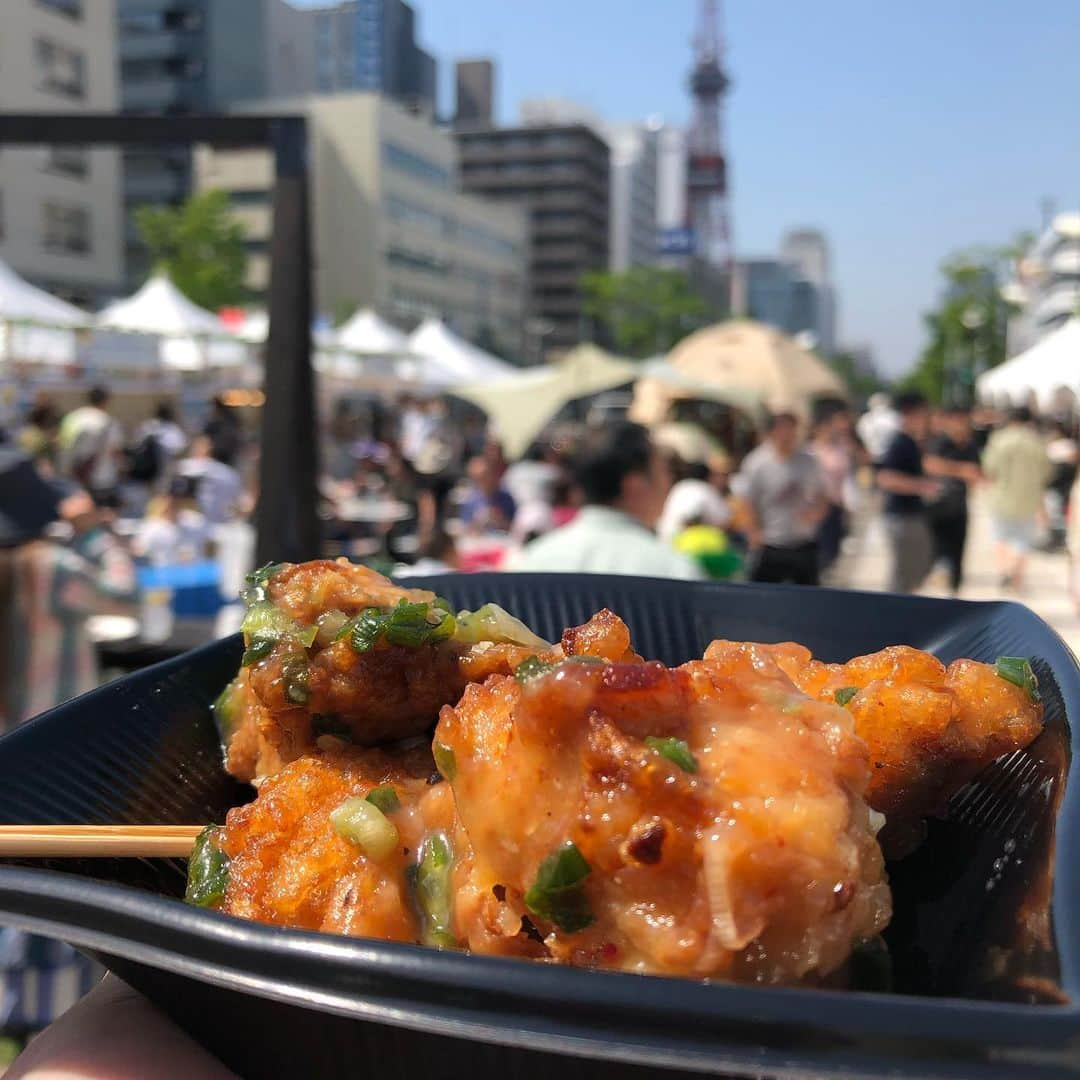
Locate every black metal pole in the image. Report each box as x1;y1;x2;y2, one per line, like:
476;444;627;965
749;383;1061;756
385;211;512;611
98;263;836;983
256;117;320;564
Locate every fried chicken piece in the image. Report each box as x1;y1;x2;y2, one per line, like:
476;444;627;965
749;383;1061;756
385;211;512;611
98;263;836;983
222;557;634;784
435;644;890;984
209;744;544;958
707;642;1044;854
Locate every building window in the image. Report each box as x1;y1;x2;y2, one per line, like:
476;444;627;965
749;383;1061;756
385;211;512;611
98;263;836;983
36;0;83;18
36;39;86;99
43;145;89;178
383;142;450;189
42;202;91;255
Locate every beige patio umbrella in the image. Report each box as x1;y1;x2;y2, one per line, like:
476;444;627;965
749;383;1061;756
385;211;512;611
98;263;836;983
452;343;639;458
630;319;847;424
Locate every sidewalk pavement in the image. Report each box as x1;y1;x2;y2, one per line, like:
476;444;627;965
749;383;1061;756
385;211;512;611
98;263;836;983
834;495;1080;658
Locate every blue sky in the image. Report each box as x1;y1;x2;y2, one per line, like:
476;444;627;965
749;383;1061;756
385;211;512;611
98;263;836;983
297;1;1080;375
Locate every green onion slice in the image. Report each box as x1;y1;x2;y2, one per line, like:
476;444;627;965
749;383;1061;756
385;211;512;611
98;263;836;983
413;832;457;948
185;826;230;909
995;656;1040;701
834;686;859;707
515;656;557;684
644;735;698;774
330;797;399;861
241;562;284;606
365;785;401;813
340;600;456;654
524;841;594;933
432;742;457;781
241;636;275;667
453;603;550;650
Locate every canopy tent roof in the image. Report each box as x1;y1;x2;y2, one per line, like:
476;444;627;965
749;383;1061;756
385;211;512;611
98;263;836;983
977;318;1080;411
335;308;410;355
97;273;222;337
631;319;847;425
406;317;515;386
452;343;638;458
0;257;88;327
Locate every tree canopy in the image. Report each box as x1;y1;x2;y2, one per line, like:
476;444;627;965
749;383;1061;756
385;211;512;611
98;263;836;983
134;189;248;312
581;267;715;357
902;236;1031;405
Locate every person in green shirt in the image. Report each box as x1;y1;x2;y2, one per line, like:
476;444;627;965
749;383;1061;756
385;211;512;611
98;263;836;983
981;406;1051;591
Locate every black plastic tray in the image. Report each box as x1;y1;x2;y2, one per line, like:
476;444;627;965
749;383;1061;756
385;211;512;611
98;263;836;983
0;574;1077;1078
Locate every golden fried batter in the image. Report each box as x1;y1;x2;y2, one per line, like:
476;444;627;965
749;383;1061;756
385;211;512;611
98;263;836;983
707;642;1044;854
435;644;890;984
221;560;563;782
216;745;545;959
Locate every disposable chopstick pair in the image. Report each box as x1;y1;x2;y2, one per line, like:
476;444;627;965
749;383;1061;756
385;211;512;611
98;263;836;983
0;825;205;858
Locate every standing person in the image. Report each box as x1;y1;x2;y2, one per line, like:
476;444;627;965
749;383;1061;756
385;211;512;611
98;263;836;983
924;406;982;595
0;453;137;1045
56;387;124;506
809;404;855;574
16;398;60;468
982;406;1051;590
877;392;941;594
459;455;516;534
202;394;242;467
735;411;829;586
513;421;702;579
1043;419;1078;550
177;436;245;525
135;402;187;469
856;392;900;465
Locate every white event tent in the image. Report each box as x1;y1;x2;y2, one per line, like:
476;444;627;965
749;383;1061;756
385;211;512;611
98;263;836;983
977;318;1080;411
405;317;515;387
94;273;244;371
0;257;88;366
335;308;410;355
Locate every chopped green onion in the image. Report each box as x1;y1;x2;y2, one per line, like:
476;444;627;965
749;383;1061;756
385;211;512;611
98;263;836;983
834;686;859;707
365;785;401;813
241;600;316;651
433;596;454;613
341;600;456;654
524;841;594;933
185;826;230;909
432;742;457;781
331;797;400;861
211;676;243;748
241;636;275;667
413;832;457;947
281;653;310;706
453;603;550;650
515;656;557;684
644;735;698;774
241;562;284;605
995;656;1040;701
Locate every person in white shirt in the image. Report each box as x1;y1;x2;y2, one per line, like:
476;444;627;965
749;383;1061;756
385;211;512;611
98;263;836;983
132;476;211;566
513;422;704;580
57;386;124;503
856;392;900;464
177;436;245;525
657;452;732;543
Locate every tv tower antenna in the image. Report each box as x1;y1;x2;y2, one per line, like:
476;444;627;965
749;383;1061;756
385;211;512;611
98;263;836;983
687;0;736;309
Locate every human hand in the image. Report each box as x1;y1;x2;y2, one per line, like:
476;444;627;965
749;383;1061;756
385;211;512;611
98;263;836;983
7;974;236;1079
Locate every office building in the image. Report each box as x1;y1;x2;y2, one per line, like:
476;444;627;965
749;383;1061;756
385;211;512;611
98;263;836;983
456;119;610;349
0;0;123;306
194;94;529;358
1005;213;1080;356
607;121;660;272
117;0;315;287
307;0;436;115
738;237;837;355
454;59;494;131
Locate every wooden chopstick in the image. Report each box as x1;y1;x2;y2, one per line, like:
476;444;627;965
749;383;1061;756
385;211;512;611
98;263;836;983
0;825;206;858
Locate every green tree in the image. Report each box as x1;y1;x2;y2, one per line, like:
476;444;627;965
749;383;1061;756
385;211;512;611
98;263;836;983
903;241;1025;405
134;189;248;311
581;267;714;357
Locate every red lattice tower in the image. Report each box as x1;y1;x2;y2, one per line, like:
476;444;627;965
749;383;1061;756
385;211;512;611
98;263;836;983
686;0;733;293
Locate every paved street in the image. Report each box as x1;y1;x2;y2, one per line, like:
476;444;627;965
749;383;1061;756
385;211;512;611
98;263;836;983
836;493;1080;658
